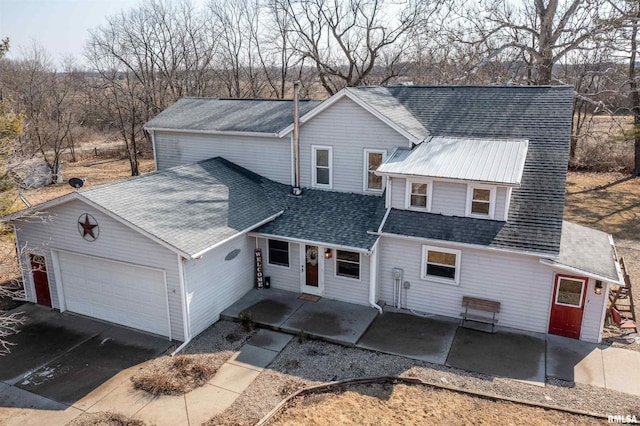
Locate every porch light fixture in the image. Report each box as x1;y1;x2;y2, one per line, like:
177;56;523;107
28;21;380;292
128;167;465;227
324;248;332;259
595;280;603;295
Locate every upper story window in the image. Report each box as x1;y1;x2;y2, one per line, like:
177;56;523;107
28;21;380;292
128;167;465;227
421;245;461;285
405;179;432;211
268;239;289;268
466;185;496;219
335;250;360;280
364;149;386;192
312;145;332;188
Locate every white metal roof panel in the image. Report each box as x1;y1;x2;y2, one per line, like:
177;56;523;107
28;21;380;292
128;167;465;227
377;136;528;185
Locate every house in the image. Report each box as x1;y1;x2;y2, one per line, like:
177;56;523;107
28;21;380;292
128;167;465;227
4;85;623;345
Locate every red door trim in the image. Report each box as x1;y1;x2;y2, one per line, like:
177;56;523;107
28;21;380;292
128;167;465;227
548;274;588;339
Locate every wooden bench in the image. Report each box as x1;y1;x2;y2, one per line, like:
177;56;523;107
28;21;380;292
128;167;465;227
460;296;501;333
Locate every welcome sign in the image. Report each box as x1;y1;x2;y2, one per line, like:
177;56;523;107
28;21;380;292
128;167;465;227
255;248;264;288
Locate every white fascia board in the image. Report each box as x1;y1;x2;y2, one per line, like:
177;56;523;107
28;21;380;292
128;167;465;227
1;193;79;222
247;231;372;254
144;127;282;139
189;211;283;259
539;258;623;285
376;230;559;259
375;171;521;188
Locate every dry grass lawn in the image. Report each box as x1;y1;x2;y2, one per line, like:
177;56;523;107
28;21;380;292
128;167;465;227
68;411;147;426
269;383;603;426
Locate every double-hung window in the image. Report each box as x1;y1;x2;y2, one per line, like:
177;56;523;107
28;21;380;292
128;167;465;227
335;250;360;280
466;185;496;219
421;245;461;285
268;239;289;267
364;149;386;192
312;145;332;188
405;180;432;211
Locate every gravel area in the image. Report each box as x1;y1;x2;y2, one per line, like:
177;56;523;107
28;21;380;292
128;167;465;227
206;337;640;425
181;320;255;355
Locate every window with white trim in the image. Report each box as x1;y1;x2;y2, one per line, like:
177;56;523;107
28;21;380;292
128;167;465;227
364;149;386;192
405;180;432;211
466;185;496;218
336;250;360;279
312;145;332;188
268;239;289;267
421;245;461;285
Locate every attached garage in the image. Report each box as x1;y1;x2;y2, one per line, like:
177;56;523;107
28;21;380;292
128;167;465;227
55;250;171;338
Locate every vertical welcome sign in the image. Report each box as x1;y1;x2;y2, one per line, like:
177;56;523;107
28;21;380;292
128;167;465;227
255;249;264;289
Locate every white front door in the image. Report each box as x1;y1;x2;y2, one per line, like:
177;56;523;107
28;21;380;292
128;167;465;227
300;244;323;296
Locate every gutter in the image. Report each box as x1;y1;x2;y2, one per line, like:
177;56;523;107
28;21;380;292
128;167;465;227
538;258;623;285
143;126;282;139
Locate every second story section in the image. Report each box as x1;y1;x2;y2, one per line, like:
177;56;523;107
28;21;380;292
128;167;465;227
378;136;529;222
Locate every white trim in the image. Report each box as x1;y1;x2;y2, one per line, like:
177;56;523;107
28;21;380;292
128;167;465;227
376;171;521;188
300;244;324;296
385;176;392;208
248;232;371;254
421;245;462;285
144;127;281;138
596;281;610;343
504;187;512;221
368;239;383;313
2;192;77;222
363;149;387;193
377;230;556;259
405;178;433;212
190;211;283;259
554;275;587;308
13;224;28;301
150;129;158;171
51;250;65;311
27;251;53;307
334;249;361;281
539;258;623;285
311;145;333;189
267;239;291;269
177;254;191;342
465;184;496;219
609;234;624;285
279;89;420;145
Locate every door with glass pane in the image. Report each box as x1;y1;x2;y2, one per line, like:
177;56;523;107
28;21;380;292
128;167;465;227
548;274;587;339
301;245;323;295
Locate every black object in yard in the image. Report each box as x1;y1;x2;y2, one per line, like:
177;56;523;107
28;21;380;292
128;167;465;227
265;276;271;289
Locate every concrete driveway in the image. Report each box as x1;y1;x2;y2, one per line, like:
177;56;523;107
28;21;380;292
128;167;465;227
0;304;171;406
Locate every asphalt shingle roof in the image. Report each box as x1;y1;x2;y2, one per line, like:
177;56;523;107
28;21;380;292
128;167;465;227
80;158;288;258
366;85;574;256
144;97;322;134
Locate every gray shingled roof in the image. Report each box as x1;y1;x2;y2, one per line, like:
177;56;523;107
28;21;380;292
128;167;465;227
378;136;529;185
255;190;381;250
543;221;621;282
144;97;321;134
80;158;288;258
365;85;574;256
347;87;430;141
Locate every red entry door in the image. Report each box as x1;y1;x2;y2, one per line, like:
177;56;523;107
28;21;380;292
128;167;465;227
548;274;588;339
30;254;52;307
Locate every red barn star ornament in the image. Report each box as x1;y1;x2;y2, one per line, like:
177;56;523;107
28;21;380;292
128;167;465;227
78;213;99;241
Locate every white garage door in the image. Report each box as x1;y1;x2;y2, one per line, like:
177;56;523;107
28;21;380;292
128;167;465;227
56;251;170;337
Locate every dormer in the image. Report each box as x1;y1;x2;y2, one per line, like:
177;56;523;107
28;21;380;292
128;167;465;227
376;136;529;221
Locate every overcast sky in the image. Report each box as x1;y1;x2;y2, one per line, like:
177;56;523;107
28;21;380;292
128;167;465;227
0;0;146;66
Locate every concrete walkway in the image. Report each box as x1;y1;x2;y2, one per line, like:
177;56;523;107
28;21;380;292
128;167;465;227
0;329;293;426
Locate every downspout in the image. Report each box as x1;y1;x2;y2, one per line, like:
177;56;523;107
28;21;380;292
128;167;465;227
292;81;302;196
172;254;192;355
369;239;383;314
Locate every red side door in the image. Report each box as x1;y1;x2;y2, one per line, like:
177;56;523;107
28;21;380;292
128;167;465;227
548;274;588;339
30;254;52;308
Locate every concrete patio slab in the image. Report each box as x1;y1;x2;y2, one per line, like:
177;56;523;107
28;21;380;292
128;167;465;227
356;311;458;364
220;288;305;328
86;380;153;416
250;329;293;352
281;298;378;346
0;405;82;426
546;334;605;387
446;327;546;386
186;383;239;424
16;325;170;405
602;346;640;396
209;362;261;393
134;394;188;426
228;344;279;370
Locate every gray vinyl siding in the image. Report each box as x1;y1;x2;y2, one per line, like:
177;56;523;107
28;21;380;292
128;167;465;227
494;187;508;221
579;278;607;343
154;131;291;185
390;177;406;209
299;97;410;194
184;235;255;337
259;238;300;293
431;181;466;216
14;199;184;341
324;251;370;305
378;236;555;334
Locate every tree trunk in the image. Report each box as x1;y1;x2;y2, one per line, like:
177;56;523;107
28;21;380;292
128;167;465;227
630;4;640;175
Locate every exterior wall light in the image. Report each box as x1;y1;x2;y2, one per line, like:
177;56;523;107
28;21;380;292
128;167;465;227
595;280;603;295
324;248;332;259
